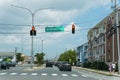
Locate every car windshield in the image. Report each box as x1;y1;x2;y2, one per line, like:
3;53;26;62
0;0;120;80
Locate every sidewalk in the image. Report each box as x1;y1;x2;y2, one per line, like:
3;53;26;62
73;66;120;77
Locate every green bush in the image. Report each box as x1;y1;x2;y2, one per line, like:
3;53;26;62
83;61;108;71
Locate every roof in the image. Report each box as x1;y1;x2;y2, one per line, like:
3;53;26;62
0;52;15;57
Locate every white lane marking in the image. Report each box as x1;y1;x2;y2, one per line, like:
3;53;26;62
81;75;87;77
71;74;78;77
41;73;47;76
0;73;7;75
62;74;68;77
31;73;37;75
20;73;27;75
52;73;57;76
9;73;17;75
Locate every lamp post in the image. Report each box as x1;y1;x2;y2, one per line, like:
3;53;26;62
11;5;49;69
111;0;120;74
41;40;44;53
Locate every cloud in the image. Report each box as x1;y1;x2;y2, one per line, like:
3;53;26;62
0;35;20;44
0;0;112;57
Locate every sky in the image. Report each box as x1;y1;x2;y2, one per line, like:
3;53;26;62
0;0;119;59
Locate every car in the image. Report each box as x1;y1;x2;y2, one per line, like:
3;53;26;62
46;61;53;67
7;62;16;67
58;61;72;71
76;62;82;67
0;61;10;70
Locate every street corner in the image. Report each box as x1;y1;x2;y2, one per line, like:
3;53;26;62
23;66;45;71
73;66;120;77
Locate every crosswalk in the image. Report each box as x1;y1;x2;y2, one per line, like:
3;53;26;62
0;72;79;77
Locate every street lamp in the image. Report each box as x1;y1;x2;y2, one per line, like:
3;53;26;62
11;5;49;69
111;0;120;74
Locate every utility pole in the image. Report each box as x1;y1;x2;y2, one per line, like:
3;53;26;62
111;0;120;74
42;40;43;53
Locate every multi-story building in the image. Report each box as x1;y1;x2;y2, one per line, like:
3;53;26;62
87;10;120;63
76;42;88;63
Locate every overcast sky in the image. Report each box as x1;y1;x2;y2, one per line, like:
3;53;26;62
0;0;119;59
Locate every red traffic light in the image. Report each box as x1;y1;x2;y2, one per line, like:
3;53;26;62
32;26;35;31
72;24;75;34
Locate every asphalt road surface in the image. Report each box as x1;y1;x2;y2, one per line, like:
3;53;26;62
0;64;119;80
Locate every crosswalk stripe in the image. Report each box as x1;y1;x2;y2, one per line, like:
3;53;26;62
9;73;17;75
0;73;7;75
61;74;68;77
0;72;79;77
31;73;37;75
81;75;87;77
71;74;78;77
20;73;27;75
52;73;57;76
41;73;47;76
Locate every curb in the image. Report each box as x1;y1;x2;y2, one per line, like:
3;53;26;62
74;67;120;77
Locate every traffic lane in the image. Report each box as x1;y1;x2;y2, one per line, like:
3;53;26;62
0;72;98;80
0;65;30;73
0;67;98;80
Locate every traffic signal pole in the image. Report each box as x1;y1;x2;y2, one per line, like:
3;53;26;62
31;14;34;69
11;5;49;69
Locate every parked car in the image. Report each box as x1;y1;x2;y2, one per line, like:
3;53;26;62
58;61;72;71
76;62;82;67
46;61;53;67
0;61;10;70
55;61;63;68
7;62;16;67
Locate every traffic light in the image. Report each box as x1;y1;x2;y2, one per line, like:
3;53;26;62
30;26;36;36
72;24;75;34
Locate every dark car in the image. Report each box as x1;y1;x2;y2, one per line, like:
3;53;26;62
7;62;16;67
58;61;72;71
76;62;82;67
46;61;53;67
0;61;10;70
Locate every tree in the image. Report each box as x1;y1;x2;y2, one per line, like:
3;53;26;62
58;50;76;65
35;53;45;66
16;53;24;62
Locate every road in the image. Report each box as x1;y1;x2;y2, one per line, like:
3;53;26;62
0;64;119;80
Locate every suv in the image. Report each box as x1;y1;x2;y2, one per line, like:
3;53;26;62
58;61;72;71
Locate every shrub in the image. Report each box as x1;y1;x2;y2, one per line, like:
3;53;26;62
83;61;108;71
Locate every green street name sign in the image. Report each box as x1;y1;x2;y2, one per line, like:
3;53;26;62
45;26;64;32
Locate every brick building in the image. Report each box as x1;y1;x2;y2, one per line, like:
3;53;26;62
87;10;120;63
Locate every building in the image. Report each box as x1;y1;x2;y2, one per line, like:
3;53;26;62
76;42;88;63
87;10;120;63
